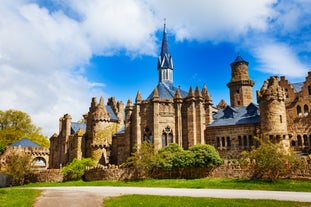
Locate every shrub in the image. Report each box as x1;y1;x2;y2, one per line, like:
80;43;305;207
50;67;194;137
5;151;32;185
62;158;95;180
240;140;304;181
189;144;223;168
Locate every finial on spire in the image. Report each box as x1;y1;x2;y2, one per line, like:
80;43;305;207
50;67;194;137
163;18;167;32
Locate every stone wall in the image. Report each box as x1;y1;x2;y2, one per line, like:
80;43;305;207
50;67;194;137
25;169;64;184
84;166;138;181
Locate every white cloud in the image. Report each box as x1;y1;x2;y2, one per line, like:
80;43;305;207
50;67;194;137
253;42;308;78
148;0;277;41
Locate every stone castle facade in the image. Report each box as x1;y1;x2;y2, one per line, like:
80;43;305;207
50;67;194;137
49;25;311;168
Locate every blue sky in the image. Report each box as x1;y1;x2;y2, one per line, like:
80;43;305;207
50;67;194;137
1;0;311;136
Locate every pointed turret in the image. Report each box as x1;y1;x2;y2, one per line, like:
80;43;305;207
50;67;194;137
174;88;183;100
187;86;195;98
158;22;174;85
153;87;159;99
135;91;142;103
195;86;202;98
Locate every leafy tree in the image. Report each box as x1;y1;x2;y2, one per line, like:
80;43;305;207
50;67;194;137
123;141;157;178
0;109;49;147
5;151;32;185
240;140;304;181
62;158;96;180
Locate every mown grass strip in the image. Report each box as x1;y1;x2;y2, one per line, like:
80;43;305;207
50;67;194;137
0;188;40;207
24;178;311;192
103;194;311;207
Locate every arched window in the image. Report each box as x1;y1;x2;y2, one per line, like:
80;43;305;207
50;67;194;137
297;105;302;116
304;105;309;116
303;135;308;146
221;137;225;147
297;135;302;146
162;133;167;147
161;126;173;147
143;127;153;143
168;133;173;144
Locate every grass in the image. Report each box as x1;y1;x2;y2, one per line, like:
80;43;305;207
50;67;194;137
0;188;40;207
103;195;311;207
24;178;311;192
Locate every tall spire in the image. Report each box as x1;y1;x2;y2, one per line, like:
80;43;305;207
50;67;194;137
158;20;174;85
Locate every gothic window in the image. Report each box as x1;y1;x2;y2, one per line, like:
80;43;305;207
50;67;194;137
303;135;308;146
162;133;167;147
280;115;282;123
308;85;311;95
161;126;173;147
304;105;309;116
297;105;302;116
226;137;231;147
168;133;173;144
297;135;302;146
144;127;153;143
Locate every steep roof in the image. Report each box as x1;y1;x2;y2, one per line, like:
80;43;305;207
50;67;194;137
158;23;173;70
231;55;249;66
292;82;304;92
71;122;86;134
208;103;260;127
147;82;188;100
10;138;42;148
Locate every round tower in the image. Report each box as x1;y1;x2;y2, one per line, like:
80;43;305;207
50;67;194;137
227;56;255;107
257;76;288;141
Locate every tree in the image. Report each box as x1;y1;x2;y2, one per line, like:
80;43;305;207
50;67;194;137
5;151;32;185
62;158;96;180
0;109;49;147
123;141;157;178
240;140;304;181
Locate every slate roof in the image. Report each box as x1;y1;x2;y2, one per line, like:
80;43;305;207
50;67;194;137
231;55;248;66
71;122;86;134
147;82;188;100
208;103;260;127
10;138;42;148
292;82;304;93
70;105;118;135
158;24;173;69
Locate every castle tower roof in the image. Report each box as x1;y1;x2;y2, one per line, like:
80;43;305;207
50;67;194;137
158;23;173;70
230;55;249;67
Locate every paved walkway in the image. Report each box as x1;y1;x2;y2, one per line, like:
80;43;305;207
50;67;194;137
32;186;311;207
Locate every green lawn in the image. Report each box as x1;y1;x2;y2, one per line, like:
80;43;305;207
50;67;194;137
0;188;40;207
24;178;311;192
104;195;311;207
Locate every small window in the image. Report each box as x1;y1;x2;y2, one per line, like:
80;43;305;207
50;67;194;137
304;105;309;116
297;135;302;146
303;135;308;146
308;86;311;95
243;135;247;147
249;135;254;146
216;137;220;147
238;136;242;147
297;105;302;116
236;89;240;94
221;137;225;147
226;137;231;147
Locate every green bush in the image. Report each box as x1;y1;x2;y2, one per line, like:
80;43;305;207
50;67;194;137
240;141;304;181
124;142;223;179
62;158;95;180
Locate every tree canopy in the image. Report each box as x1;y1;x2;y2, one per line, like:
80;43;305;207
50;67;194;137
0;109;49;147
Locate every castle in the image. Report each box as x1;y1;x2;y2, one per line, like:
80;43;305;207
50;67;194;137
49;24;311;168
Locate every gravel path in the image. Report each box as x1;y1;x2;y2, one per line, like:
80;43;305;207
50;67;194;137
32;186;311;207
